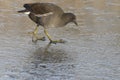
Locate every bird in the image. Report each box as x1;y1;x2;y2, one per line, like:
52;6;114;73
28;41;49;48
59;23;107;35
18;3;78;44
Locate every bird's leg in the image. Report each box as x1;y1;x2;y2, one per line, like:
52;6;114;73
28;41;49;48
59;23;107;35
44;29;65;44
28;26;45;42
33;26;38;35
28;26;38;35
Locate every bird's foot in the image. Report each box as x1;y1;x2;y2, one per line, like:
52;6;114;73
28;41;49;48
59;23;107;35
28;31;45;42
32;36;46;43
50;39;66;44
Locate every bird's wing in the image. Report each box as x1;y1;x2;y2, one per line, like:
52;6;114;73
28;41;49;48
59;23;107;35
23;3;64;15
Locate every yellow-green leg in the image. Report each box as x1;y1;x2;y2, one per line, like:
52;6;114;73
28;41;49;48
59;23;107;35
44;29;65;44
31;26;38;36
29;26;45;42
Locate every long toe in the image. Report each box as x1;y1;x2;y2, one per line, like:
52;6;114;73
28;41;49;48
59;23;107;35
28;31;34;35
50;39;66;44
32;36;46;42
37;37;46;41
59;39;66;43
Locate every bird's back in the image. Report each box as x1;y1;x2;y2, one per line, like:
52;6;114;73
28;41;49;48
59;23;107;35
24;3;64;28
24;3;64;15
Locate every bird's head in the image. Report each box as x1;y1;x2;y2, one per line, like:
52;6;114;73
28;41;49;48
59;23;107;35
62;13;78;26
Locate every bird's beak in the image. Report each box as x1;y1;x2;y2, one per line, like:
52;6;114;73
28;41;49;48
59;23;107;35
18;9;27;13
17;10;30;14
73;20;78;26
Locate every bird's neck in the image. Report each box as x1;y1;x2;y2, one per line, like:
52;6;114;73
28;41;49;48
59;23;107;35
60;13;71;26
55;20;67;27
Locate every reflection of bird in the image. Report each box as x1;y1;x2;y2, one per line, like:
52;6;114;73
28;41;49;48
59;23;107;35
18;3;78;44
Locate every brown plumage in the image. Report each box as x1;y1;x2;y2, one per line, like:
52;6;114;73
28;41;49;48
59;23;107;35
18;3;78;44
